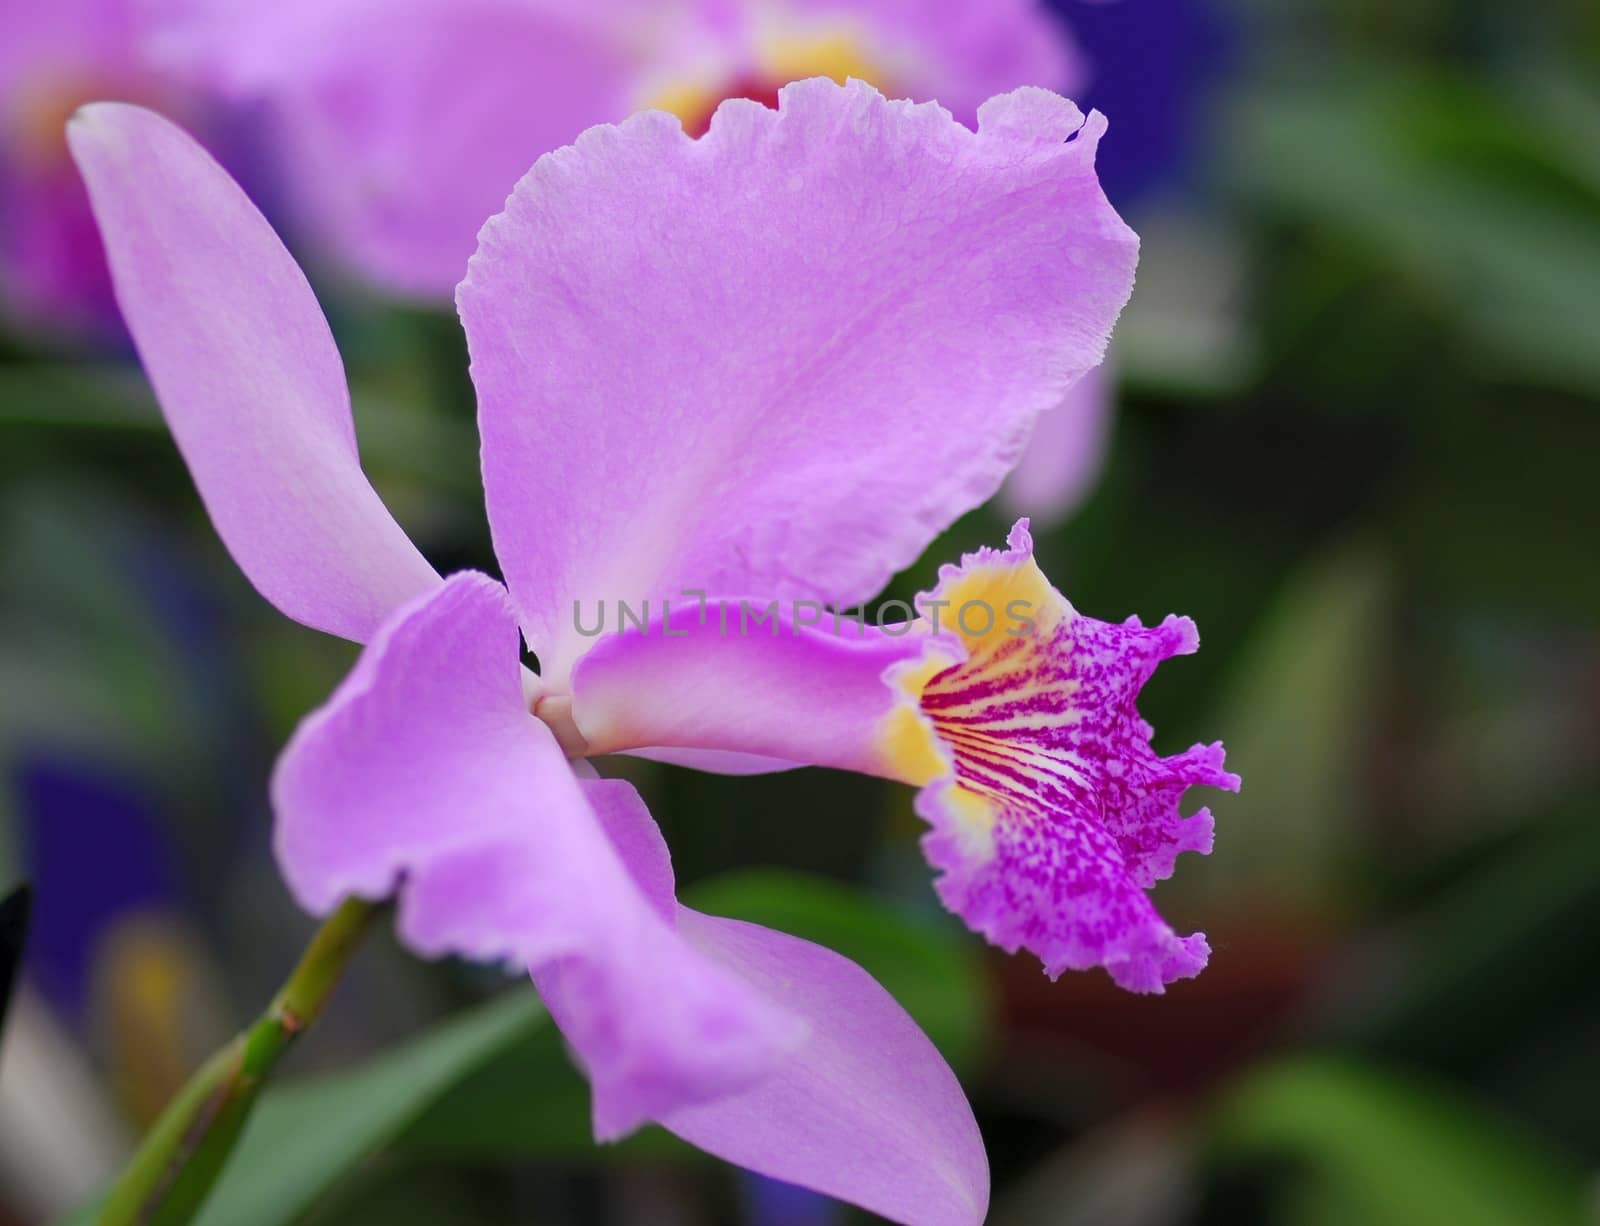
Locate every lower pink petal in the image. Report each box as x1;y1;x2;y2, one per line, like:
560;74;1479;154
271;571;799;1139
557;775;989;1226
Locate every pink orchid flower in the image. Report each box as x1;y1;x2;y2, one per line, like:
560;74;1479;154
70;79;1233;1223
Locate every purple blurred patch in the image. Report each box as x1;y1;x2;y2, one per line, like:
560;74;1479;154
15;752;177;1022
1049;0;1235;207
741;1172;844;1226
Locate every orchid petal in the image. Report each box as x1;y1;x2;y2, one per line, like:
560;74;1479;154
663;909;989;1226
459;78;1138;679
560;775;988;1226
999;361;1115;527
68;103;438;642
271;572;800;1138
569;599;928;776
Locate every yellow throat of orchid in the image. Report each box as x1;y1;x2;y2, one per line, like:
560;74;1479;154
650;29;891;137
878;549;1077;855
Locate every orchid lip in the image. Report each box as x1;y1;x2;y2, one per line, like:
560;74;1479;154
560;522;1237;993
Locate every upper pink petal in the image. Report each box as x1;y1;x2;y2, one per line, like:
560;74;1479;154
459;77;1138;680
272;571;801;1138
67;103;438;642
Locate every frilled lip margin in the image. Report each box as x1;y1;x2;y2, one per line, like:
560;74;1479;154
879;522;1239;993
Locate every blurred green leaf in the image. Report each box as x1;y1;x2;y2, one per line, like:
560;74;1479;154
1197;537;1389;900
401;869;993;1160
0;364;160;430
397;1016;620;1163
0;480;273;882
1116;210;1258;399
1351;808;1600;1074
56;991;546;1226
0;486;200;755
192;990;541;1226
1396;399;1600;618
1233;67;1600;395
1208;1057;1589;1226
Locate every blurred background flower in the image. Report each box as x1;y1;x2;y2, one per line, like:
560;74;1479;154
145;0;1080;298
2;0;1598;1223
0;0;246;342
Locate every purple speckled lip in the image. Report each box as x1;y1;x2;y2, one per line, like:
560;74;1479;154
911;526;1239;994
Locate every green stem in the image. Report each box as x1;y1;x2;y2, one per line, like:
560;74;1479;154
95;898;378;1226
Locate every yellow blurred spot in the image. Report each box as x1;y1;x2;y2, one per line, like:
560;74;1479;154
4;74;98;166
90;912;229;1127
649;30;890;136
758;31;884;90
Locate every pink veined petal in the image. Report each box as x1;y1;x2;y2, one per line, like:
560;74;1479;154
566;524;1236;992
68;104;438;642
999;361;1115;527
271;571;799;1138
556;773;988;1226
148;0;639;298
459;77;1138;681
